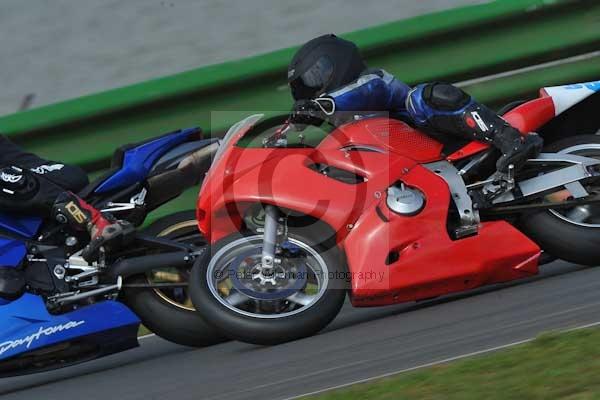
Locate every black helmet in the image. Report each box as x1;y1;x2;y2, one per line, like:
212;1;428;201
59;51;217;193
288;34;366;101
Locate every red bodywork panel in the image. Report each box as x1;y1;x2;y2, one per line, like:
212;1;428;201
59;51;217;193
325;118;444;163
446;141;490;162
503;96;556;134
198;99;552;306
344;164;539;306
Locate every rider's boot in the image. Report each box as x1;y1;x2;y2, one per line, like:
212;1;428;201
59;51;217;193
491;124;544;173
461;105;544;202
52;192;134;261
457;99;545;174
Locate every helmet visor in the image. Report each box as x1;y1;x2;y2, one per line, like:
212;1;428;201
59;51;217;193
290;56;334;100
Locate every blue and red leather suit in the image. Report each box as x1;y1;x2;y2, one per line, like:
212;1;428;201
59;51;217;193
318;68;547;173
326;69;489;141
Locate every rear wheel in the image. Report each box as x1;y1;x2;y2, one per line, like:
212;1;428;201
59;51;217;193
189;232;347;345
123;210;227;347
520;135;600;265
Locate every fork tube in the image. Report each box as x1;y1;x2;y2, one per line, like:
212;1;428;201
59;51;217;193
262;205;279;270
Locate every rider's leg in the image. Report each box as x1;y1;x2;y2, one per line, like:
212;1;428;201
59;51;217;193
0;166;132;261
1;137;89;192
406;82;544;172
52;191;133;260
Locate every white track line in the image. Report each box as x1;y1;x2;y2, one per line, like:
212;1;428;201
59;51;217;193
455;50;600;87
281;320;600;400
139;333;156;341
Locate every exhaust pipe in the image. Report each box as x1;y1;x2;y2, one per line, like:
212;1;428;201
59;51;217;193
145;142;219;210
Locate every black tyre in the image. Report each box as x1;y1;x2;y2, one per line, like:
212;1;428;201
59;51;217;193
520;135;600;265
123;210;228;347
189;231;347;345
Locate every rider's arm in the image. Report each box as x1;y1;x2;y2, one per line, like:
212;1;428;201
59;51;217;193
327;70;411;114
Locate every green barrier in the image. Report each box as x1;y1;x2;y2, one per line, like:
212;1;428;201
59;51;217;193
1;0;599;172
0;0;564;135
142;51;600;223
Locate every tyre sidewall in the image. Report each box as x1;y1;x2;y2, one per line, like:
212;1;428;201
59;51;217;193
190;232;347;345
520;135;600;265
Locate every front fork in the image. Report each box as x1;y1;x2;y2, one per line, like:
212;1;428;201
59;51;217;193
261;205;280;270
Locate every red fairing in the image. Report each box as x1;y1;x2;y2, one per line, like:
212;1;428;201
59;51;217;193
199;118;439;244
198;135;420;245
322;118;444;163
503;96;556;133
446;141;490;162
198;115;542;307
343;164;540;307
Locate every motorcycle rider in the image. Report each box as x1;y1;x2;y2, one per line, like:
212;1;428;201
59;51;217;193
288;34;543;173
0;135;132;298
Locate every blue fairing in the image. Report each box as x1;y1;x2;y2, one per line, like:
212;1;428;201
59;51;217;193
95;127;200;193
0;212;41;238
0;237;26;269
0;294;140;361
0;236;27;305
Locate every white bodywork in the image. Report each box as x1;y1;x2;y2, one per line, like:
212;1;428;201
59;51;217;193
544;80;600;116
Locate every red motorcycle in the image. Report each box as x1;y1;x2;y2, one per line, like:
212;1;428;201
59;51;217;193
190;80;600;345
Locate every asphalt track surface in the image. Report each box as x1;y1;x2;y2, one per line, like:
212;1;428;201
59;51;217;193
2;260;600;400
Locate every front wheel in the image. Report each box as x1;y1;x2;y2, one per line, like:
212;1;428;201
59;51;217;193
189;232;347;345
520;135;600;265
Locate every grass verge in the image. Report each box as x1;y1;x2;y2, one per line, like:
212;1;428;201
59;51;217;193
307;328;600;400
138;325;152;337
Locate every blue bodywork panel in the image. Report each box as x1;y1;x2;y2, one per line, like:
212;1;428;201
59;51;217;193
564;80;600;92
95;127;200;193
0;221;34;305
0;237;26;269
0;212;41;238
0;294;140;361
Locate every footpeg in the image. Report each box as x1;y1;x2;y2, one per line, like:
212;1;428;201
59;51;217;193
482;167;516;202
47;277;122;307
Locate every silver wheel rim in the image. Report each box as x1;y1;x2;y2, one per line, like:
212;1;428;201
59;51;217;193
548;143;600;228
206;235;329;319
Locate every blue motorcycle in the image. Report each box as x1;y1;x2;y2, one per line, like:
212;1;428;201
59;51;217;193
0;127;225;377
